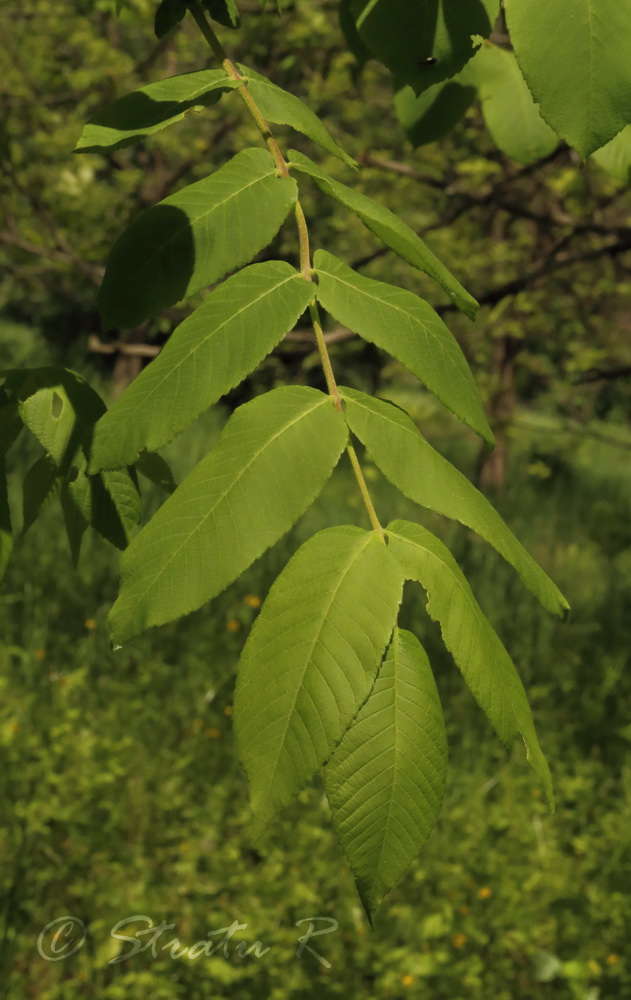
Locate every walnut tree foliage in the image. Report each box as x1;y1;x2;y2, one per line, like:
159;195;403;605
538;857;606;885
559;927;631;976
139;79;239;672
4;0;631;920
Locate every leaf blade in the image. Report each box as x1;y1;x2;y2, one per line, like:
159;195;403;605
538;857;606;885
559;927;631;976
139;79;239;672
505;0;631;157
75;70;239;154
340;387;569;619
109;386;348;644
314;250;494;444
90;261;314;472
98;148;298;329
325;627;447;922
387;520;553;804
234;526;404;832
238;64;357;168
288;150;478;319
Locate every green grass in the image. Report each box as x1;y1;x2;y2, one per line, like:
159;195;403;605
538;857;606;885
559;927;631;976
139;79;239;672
1;396;630;999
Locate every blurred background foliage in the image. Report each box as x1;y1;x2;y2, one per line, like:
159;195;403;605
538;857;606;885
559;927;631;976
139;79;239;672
1;0;631;997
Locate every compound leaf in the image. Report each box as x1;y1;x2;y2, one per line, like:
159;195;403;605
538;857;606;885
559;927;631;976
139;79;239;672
469;44;557;165
325;627;447;923
234;526;404;833
75;70;239;154
351;0;499;95
505;0;631;157
238;64;357;168
90;261;314;472
315;250;493;445
109;386;348;644
341;387;569;619
387;520;553;804
98;148;298;329
288;150;478;319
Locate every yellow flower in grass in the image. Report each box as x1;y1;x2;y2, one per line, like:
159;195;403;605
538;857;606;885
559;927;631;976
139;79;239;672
206;728;221;739
478;886;492;899
452;933;467;949
606;954;620;965
227;619;240;633
34;649;46;660
400;974;414;987
85;619;96;630
224;706;233;716
244;595;261;609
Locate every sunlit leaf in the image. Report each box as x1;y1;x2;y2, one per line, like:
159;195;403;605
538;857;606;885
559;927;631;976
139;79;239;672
388;520;553;804
326;627;447;923
109;387;348;644
234;526;404;833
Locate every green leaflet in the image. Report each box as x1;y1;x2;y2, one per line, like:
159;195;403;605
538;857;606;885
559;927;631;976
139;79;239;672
234;526;404;833
505;0;631;158
68;464;142;551
591;126;631;182
15;368;106;475
325;627;447;923
202;0;240;28
395;79;476;148
109;386;348;644
340;387;569;619
314;250;494;445
60;485;88;567
387;521;553;804
74;71;239;154
89;262;314;472
288;150;478;320
22;455;60;535
339;0;372;65
0;455;12;583
97;148;298;330
237;65;357;169
351;0;499;95
0;388;22;455
134;452;177;495
154;0;186;38
469;44;557;166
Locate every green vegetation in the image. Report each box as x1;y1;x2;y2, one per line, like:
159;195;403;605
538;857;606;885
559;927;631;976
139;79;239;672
2;0;631;992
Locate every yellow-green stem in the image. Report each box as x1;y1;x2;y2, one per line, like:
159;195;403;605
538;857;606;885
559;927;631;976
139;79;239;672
346;445;384;534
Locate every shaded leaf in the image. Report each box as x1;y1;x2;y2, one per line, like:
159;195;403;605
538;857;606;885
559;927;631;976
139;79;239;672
90;261;314;472
469;44;557;165
326;627;447;922
154;0;186;38
0;388;22;455
0;455;12;583
238;64;357;168
202;0;240;28
68;465;141;551
22;455;61;535
15;368;105;475
110;386;348;644
339;0;372;66
387;520;553;804
340;387;569;619
505;0;631;157
234;526;404;833
314;250;493;445
60;485;88;568
135;452;177;495
75;70;239;154
351;0;499;94
288;150;478;320
395;78;476;147
98;148;298;330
